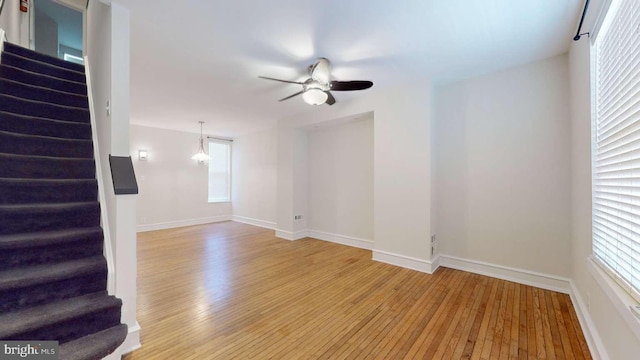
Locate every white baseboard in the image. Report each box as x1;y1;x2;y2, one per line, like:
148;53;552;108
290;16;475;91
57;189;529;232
109;321;141;358
136;215;232;232
372;249;439;274
231;215;276;230
438;254;571;294
306;230;373;250
275;229;308;241
569;280;608;360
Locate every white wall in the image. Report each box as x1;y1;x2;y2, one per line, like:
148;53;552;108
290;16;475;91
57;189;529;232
276;82;434;271
308;116;374;241
131;125;232;231
292;130;308;232
0;0;30;47
231;127;277;228
434;54;572;278
87;1;139;356
34;8;58;57
569;37;640;360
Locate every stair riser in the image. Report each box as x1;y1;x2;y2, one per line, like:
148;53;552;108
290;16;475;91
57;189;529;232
0;205;101;235
0;95;89;123
0;66;87;95
0;272;107;314
0;112;91;140
2;53;86;83
0;238;103;271
5;306;121;344
0;132;93;159
3;42;85;73
0;155;95;179
0;80;88;108
0;180;97;205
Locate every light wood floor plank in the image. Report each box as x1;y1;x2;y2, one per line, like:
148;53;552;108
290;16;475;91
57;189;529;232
122;222;592;359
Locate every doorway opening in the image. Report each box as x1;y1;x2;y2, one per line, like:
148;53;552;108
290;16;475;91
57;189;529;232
32;0;83;64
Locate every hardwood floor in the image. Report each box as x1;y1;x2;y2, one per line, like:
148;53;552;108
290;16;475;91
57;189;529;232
122;221;591;359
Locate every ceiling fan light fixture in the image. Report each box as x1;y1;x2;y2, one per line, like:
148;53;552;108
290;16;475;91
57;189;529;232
302;88;328;106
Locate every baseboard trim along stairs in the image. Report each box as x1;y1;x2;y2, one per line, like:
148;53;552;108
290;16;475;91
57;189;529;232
0;41;126;359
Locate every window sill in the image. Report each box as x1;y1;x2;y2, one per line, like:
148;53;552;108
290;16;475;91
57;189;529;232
587;256;640;341
208;200;231;204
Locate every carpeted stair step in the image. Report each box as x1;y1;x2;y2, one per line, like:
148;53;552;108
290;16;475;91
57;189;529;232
0;227;104;271
0;111;92;140
1;51;85;83
0;256;107;314
59;324;128;360
0;65;87;95
0;131;93;158
0;94;89;123
0;291;122;344
0;153;95;179
0;78;88;108
0;202;101;235
3;42;85;73
0;178;98;204
4;42;84;72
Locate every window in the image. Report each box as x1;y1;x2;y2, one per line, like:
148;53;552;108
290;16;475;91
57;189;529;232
208;140;231;203
592;0;640;302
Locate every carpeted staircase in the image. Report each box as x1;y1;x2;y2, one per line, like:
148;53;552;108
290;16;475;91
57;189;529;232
0;42;127;359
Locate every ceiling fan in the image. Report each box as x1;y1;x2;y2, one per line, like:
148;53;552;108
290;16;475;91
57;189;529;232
259;58;373;106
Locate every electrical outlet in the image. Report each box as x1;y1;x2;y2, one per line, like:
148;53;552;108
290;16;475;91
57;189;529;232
294;215;304;220
431;234;436;243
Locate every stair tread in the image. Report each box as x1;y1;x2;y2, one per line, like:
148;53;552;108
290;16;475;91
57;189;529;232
0;227;103;249
0;178;96;185
2;51;85;76
0;65;87;95
0;93;89;111
3;42;85;73
0;292;120;339
58;324;128;360
0;256;106;290
0;201;99;211
0;77;88;99
0;112;91;140
0;110;91;127
0;152;96;162
0;94;90;123
0;129;92;144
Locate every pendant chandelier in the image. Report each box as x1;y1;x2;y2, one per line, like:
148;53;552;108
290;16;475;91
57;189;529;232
191;121;211;162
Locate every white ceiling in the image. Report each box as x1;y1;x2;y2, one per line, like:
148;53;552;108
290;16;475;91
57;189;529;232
114;0;583;137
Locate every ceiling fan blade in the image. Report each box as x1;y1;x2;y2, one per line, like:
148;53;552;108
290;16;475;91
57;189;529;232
330;80;373;91
259;76;305;85
325;92;336;105
278;91;304;102
310;58;331;84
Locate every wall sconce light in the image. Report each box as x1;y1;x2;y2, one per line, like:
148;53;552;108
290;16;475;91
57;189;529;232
138;150;148;161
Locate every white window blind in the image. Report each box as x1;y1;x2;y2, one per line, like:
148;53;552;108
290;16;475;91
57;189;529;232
208;140;231;203
593;0;640;302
